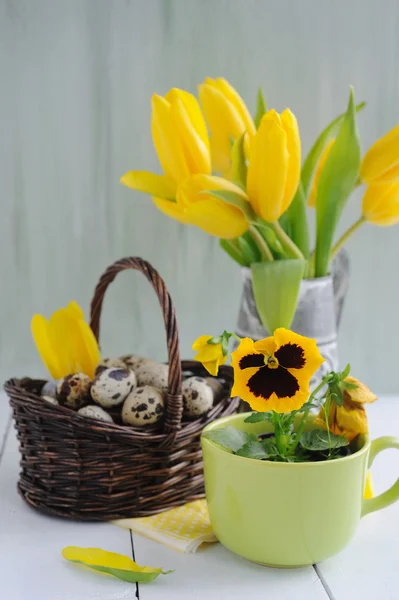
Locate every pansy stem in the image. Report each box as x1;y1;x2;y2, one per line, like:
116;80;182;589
270;221;304;260
249;225;274;261
290;379;328;452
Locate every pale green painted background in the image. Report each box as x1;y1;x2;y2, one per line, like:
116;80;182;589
1;0;398;393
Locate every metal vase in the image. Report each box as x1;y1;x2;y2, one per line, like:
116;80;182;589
235;250;350;388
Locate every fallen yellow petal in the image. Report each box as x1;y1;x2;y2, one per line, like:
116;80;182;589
364;471;374;499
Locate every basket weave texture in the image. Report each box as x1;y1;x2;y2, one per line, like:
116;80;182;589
4;257;239;520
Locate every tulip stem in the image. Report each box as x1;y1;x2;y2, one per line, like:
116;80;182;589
249;226;274;261
330;216;365;260
270;221;304;260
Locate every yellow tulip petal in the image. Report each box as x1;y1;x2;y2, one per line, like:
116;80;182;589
152;197;192;225
280;109;301;213
247;111;289;222
185;197;249;238
206;77;256;138
66;301;85;320
364;471;374;499
165;89;210;152
49;310;78;376
177;174;248;207
72;319;101;379
171;96;211;175
192;334;213;350
362;182;399;226
360;123;399;184
202;356;227;376
120;171;176;199
31;315;63;379
151;94;190;182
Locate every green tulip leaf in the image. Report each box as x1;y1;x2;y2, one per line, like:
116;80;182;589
283;181;310;258
254;87;267;129
204;426;258;452
231;133;248;189
251;259;306;333
314;88;361;277
301;101;365;197
300;430;349;452
238;235;261;265
219;239;248;267
256;224;287;258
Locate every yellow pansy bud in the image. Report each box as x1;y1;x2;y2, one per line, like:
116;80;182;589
175;174;250;239
247;109;301;223
362;181;399;226
308;138;335;208
198;78;256;175
192;335;227;376
360;123;399;184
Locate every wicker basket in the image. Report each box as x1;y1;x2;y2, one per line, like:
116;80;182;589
4;257;239;520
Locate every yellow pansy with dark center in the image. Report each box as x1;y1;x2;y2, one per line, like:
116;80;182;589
231;329;324;413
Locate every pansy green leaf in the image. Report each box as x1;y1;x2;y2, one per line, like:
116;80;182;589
300;430;349;452
62;547;173;584
340;363;351;381
244;412;273;423
342;381;359;390
204;426;257;452
236;441;269;460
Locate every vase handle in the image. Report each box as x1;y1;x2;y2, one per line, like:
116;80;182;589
361;436;399;517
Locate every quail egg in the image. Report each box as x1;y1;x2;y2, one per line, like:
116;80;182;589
204;377;224;401
95;358;126;376
56;373;91;410
78;405;114;423
91;367;136;408
135;363;169;393
182;376;213;418
42;395;59;405
122;385;164;426
41;379;58;399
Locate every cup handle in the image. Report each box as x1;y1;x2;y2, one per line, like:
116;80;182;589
361;436;399;517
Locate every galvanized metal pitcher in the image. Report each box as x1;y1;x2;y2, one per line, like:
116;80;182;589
235;251;350;388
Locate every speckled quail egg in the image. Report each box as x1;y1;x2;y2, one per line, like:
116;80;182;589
91;367;136;408
78;405;114;423
95;358;126;376
122;385;164;426
204;377;224;401
41;379;58;399
182;376;213;418
42;395;59;405
135;362;169;393
56;373;91;410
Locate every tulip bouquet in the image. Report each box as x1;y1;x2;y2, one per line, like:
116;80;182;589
121;78;399;333
194;328;377;463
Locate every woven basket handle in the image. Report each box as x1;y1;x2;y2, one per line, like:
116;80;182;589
90;257;183;434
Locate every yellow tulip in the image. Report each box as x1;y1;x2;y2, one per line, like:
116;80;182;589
198;77;256;175
121;88;211;199
360;122;399;184
308;138;335;208
317;376;377;441
362;181;399;226
159;174;248;239
247;109;301;223
192;335;227;376
31;301;100;379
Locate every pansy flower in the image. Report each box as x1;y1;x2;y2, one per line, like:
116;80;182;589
231;328;324;413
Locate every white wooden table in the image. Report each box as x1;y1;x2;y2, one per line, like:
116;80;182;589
1;391;398;600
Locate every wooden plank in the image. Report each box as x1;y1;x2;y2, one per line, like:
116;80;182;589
0;394;137;600
316;396;399;600
133;532;328;599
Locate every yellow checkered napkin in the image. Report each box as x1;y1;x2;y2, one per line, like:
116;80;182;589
112;500;217;553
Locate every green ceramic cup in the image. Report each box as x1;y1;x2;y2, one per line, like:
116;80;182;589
201;412;399;567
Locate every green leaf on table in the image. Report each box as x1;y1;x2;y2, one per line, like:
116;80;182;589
254;87;267;129
236;441;270;460
62;547;173;584
204;426;258;452
231;133;248;189
244;412;273;423
314;88;361;277
300;430;349;452
301;101;365;198
251;259;306;333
